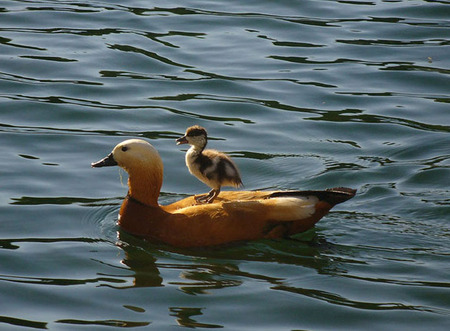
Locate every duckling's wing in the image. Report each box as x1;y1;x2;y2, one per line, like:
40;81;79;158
202;150;243;187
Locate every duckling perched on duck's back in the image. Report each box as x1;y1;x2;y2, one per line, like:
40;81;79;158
176;125;242;204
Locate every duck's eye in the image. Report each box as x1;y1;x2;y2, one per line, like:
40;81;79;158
121;146;128;152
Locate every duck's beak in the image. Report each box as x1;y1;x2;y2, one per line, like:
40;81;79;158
176;136;188;145
91;152;118;168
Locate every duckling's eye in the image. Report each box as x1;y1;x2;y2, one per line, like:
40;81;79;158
121;146;128;152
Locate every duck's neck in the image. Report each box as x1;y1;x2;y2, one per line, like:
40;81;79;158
126;165;163;207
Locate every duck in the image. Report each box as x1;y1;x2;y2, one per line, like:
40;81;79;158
91;139;356;248
176;125;242;204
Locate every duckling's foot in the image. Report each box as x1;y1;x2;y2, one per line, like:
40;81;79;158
194;194;210;204
195;189;220;204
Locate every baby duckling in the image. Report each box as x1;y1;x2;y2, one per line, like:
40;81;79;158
176;125;243;204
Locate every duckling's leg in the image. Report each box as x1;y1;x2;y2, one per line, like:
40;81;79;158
205;188;220;204
194;190;213;204
195;188;220;204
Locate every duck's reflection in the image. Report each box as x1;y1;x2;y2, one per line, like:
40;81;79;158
115;227;347;291
116;232;163;288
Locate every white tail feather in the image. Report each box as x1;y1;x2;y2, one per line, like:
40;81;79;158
266;196;318;221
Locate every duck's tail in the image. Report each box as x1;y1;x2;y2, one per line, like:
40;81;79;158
269;187;356;206
261;187;356;238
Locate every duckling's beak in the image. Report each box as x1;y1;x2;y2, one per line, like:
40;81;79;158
176;136;188;145
91;152;118;168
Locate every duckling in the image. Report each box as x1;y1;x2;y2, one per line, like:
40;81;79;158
176;125;243;204
91;139;357;247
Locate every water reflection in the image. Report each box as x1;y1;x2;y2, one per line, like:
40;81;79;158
115;229;342;292
10;196;112;206
107;43;192;68
273;285;434;313
170;307;223;328
116;235;163;288
55;318;150;328
0;315;47;330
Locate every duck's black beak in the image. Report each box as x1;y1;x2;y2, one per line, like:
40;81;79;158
91;152;118;168
176;136;188;145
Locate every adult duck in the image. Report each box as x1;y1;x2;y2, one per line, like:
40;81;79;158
91;139;356;248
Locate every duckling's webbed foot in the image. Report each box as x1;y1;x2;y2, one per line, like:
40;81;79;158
195;189;220;204
194;194;208;204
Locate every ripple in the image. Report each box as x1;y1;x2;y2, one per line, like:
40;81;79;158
0;36;45;51
273;285;436;313
55;319;150;328
81;202;121;241
0;71;102;86
107;43;193;69
0;315;47;330
19;55;77;62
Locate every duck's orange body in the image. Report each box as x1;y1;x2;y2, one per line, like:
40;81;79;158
92;139;356;248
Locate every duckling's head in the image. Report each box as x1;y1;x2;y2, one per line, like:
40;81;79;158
176;125;207;150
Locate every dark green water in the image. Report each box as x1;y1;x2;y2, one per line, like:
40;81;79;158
1;0;449;330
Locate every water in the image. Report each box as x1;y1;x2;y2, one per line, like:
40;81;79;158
1;0;449;329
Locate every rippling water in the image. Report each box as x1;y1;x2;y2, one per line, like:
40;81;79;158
1;0;449;330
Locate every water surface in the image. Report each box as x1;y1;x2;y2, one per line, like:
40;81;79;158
1;0;449;330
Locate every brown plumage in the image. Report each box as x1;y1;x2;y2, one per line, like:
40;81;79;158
176;125;242;204
91;139;356;248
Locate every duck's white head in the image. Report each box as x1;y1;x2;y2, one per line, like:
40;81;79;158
92;139;163;206
176;125;207;150
92;139;161;170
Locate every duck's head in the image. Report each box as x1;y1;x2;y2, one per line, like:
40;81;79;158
92;139;163;206
176;125;207;150
92;139;162;171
